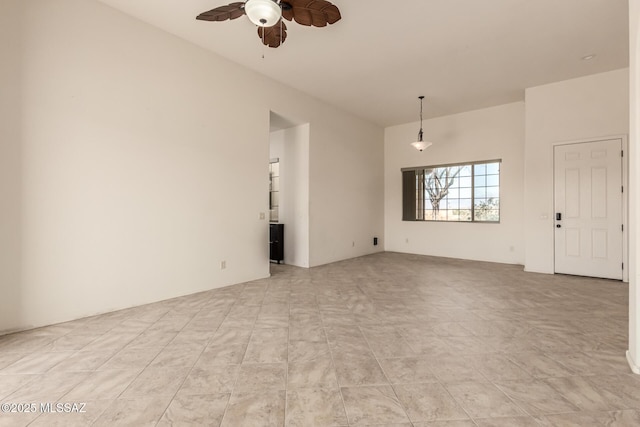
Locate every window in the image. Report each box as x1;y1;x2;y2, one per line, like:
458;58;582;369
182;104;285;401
402;160;501;222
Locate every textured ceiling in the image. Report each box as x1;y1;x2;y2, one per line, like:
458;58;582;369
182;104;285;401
97;0;629;127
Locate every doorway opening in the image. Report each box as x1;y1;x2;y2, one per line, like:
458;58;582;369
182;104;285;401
268;111;310;269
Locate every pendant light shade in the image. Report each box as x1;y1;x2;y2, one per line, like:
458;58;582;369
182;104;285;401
411;140;431;151
412;96;432;151
245;0;282;27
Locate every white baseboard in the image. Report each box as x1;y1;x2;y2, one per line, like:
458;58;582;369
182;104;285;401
626;350;640;374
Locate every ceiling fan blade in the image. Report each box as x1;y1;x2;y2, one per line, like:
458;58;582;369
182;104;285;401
281;2;294;21
258;20;288;48
284;0;341;27
196;2;246;22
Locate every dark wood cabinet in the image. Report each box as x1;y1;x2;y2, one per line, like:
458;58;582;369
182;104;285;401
270;223;284;264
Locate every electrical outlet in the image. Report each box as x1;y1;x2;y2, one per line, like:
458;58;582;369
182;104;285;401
352;241;355;247
405;238;409;243
259;212;265;220
220;260;226;270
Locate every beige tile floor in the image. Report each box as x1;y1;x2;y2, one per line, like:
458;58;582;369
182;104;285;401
0;252;639;426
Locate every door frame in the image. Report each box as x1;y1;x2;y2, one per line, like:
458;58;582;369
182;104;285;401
551;135;629;282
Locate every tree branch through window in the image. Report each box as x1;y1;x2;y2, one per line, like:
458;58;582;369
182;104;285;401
402;160;501;223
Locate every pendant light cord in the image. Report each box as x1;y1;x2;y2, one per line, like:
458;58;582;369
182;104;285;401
418;96;424;142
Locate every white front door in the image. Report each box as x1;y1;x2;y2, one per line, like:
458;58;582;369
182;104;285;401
554;139;623;280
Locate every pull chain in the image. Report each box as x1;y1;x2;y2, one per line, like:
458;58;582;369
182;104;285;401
262;25;266;59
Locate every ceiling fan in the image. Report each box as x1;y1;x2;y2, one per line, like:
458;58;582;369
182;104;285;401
196;0;341;48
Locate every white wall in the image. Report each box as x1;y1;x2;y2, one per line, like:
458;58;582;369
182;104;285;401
309;111;385;266
0;0;22;332
269;124;310;268
629;0;640;374
524;69;629;274
384;102;525;264
1;0;383;333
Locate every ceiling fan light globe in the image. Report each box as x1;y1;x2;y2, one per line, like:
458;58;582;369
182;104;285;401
411;141;432;151
245;0;282;27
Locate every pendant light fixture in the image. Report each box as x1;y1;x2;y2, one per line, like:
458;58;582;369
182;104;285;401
245;0;282;27
411;96;432;151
